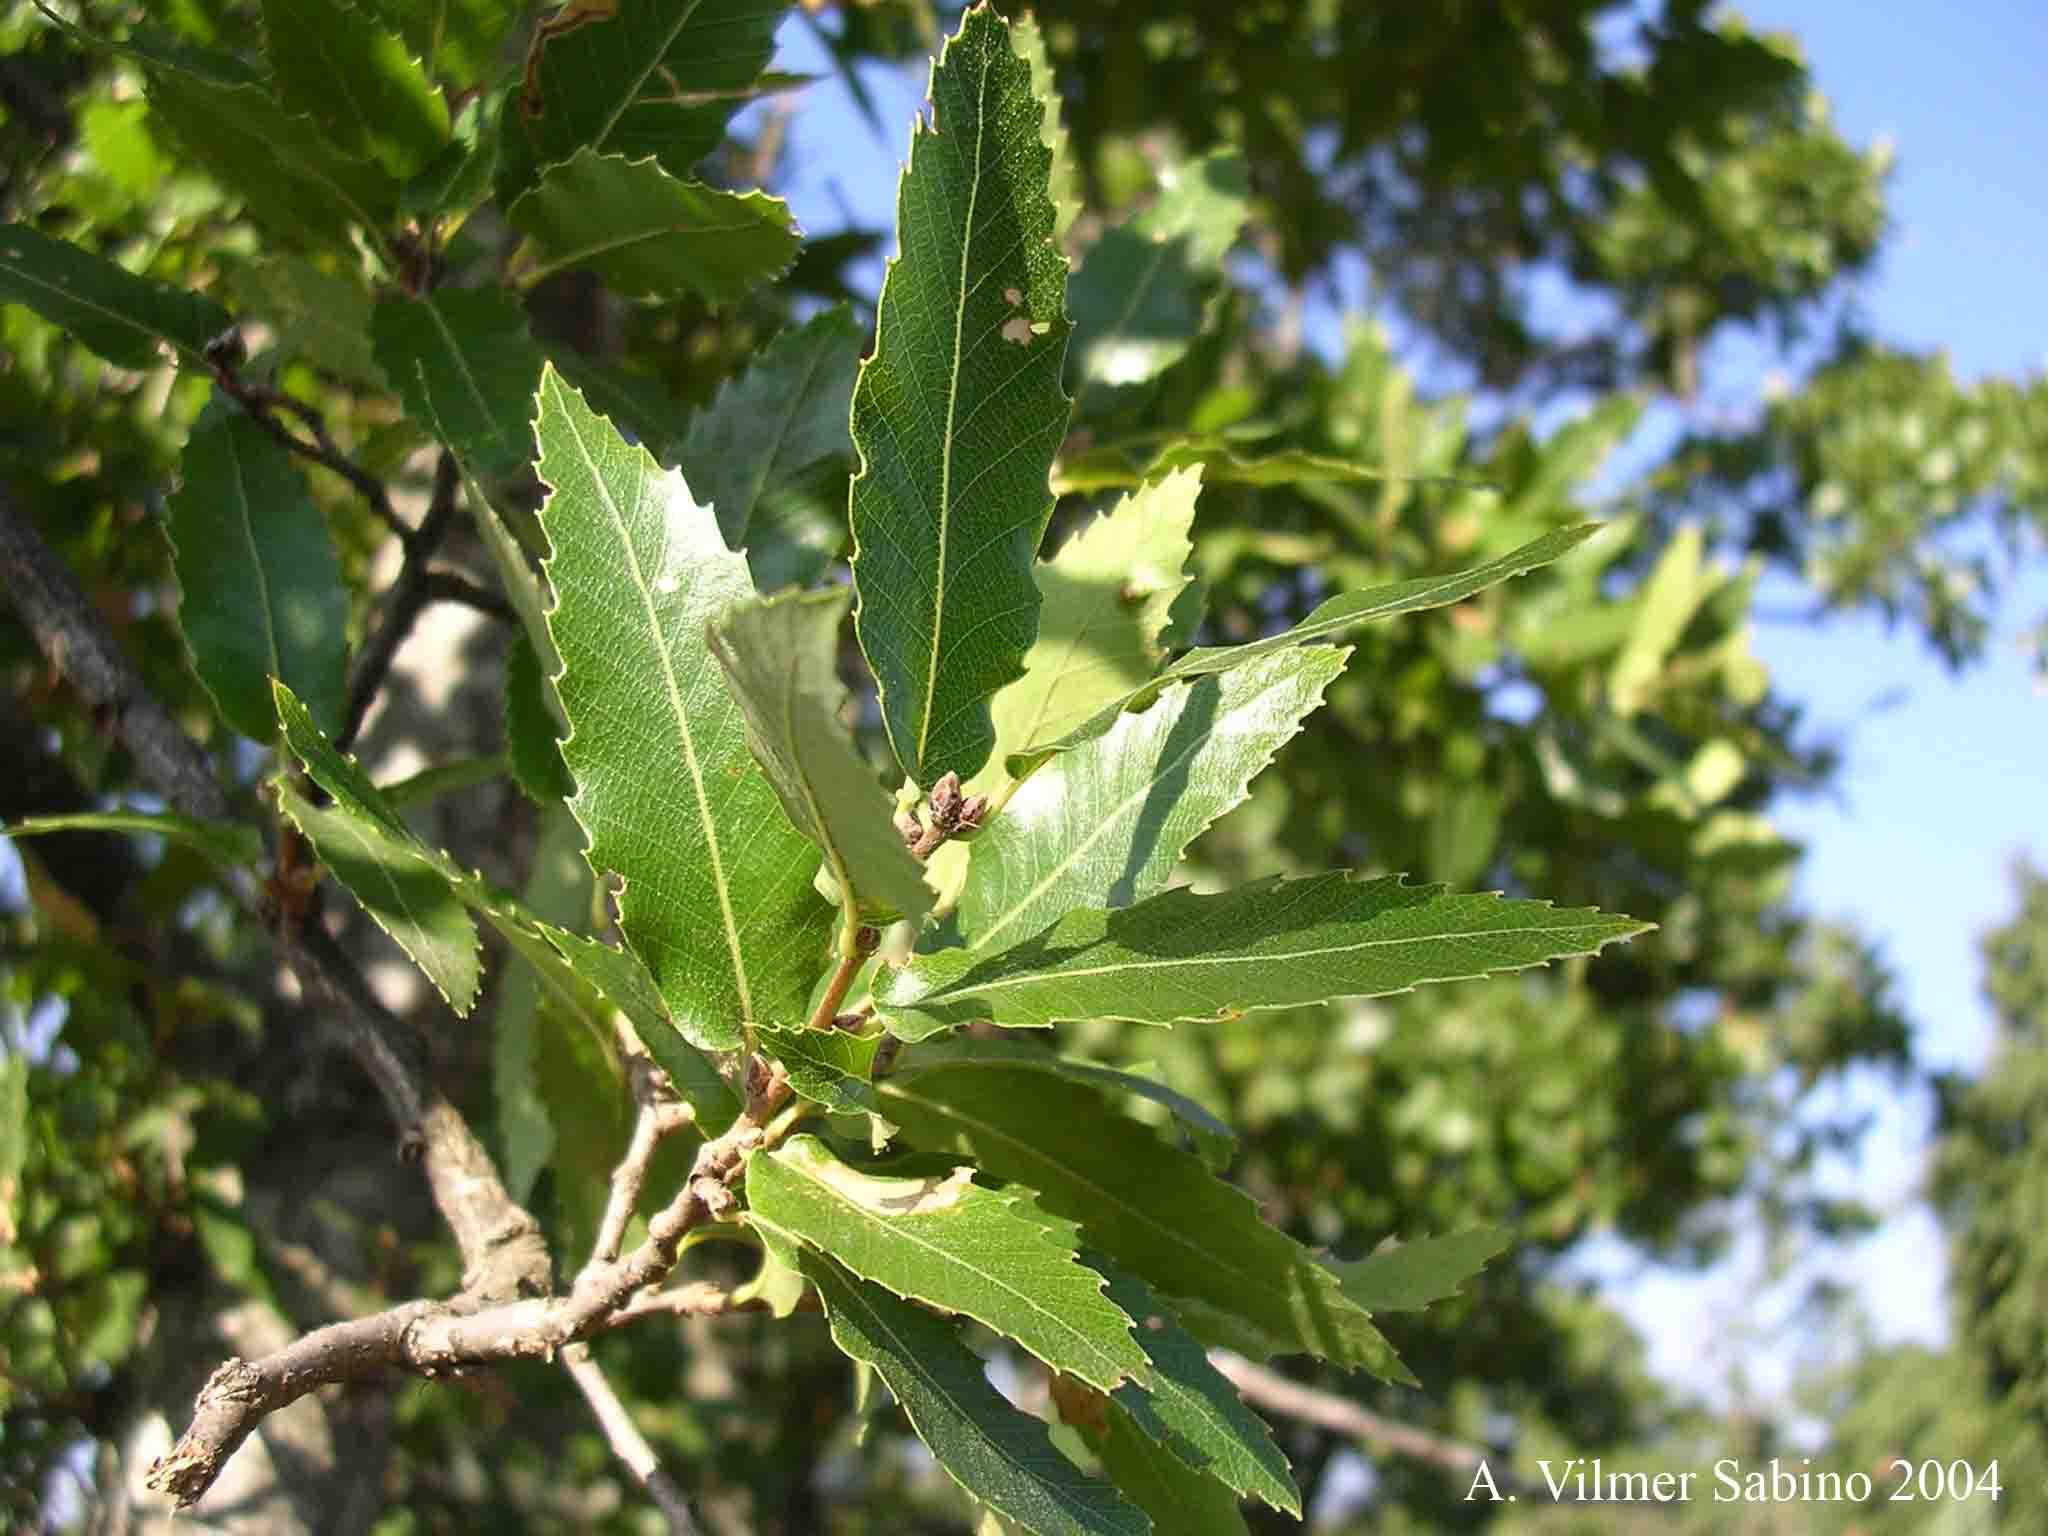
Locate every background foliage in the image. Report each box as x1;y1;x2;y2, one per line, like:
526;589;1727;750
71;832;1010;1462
1;0;2043;1531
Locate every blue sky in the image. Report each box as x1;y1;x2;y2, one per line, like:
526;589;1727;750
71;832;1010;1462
770;1;2048;1405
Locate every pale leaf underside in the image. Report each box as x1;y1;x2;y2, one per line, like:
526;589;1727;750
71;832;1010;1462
959;648;1344;955
536;368;833;1048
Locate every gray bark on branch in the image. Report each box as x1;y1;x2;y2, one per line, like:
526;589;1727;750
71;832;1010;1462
144;1066;793;1507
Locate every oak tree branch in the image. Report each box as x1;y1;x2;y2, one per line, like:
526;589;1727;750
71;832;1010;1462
144;1064;794;1507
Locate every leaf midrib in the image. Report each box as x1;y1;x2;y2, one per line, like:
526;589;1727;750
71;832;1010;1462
736;321;833;538
945;910;1624;1003
552;382;756;1020
915;42;996;775
591;0;708;152
0;249;199;367
523;199;774;283
422;299;503;452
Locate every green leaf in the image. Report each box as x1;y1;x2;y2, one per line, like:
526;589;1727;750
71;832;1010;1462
959;650;1343;957
272;683;483;1012
467;475;558;664
848;4;1072;787
103;25;264;86
400;92;500;217
78;96;175;198
1506;395;1645;521
261;0;449;178
893;1038;1237;1166
361;0;518;89
1009;13;1079;247
881;872;1649;1038
1088;1402;1249;1536
1139;151;1252;269
1067;230;1202;396
0;225;230;370
192;1198;281;1308
1052;439;1428;496
1610;524;1708;715
549;349;694;467
746;1134;1151;1392
227;255;384;386
371;289;546;479
146;70;398;253
980;467;1198;782
441;848;742;1132
275;783;482;1013
733;1234;810;1318
509;150;799;304
678;305;861;569
878;1062;1408;1377
533;991;630;1256
536;367;834;1047
71;1269;148;1370
348;758;510;809
512;0;789;184
0;1054;22;1244
797;1252;1151;1536
505;629;574;804
2;811;262;870
756;1021;881;1114
1163;526;1598;683
492;804;588;1200
1326;1228;1510;1314
709;589;933;929
1090;1259;1297;1515
1066;152;1257;408
1010;525;1599;777
523;920;741;1132
166;402;349;743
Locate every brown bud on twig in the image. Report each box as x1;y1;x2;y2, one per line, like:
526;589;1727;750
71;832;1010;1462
956;794;990;835
894;806;923;848
928;771;963;830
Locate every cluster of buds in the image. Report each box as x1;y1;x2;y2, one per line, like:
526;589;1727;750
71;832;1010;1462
893;771;989;859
